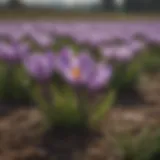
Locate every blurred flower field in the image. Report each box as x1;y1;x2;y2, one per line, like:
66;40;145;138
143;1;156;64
0;20;159;160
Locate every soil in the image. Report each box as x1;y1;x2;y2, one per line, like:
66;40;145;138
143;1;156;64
0;73;159;160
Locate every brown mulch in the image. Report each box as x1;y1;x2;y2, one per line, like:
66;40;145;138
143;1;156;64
0;73;159;160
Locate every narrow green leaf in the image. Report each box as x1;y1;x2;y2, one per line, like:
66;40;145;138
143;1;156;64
50;84;80;127
31;83;55;128
91;89;116;124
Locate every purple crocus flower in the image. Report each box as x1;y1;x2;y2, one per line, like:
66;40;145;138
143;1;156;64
10;31;23;41
13;42;30;61
29;32;53;47
0;42;30;63
100;46;117;60
0;43;15;62
88;63;112;90
114;46;134;62
56;47;74;71
128;40;145;53
57;48;95;85
147;33;160;46
23;52;54;82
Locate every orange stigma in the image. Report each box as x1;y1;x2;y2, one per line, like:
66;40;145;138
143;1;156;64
71;67;81;79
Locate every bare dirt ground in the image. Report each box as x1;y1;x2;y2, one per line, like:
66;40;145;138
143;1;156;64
0;72;159;160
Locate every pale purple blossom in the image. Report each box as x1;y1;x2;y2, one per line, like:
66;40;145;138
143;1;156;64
23;53;54;82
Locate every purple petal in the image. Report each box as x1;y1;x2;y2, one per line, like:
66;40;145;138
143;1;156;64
100;47;116;59
24;54;54;81
115;46;134;61
56;47;74;71
13;43;30;61
128;40;145;53
45;51;55;69
60;57;80;84
0;43;16;62
89;64;112;90
78;52;95;83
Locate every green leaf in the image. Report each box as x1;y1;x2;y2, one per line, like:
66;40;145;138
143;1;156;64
16;65;31;87
116;128;160;160
144;54;160;72
133;129;160;160
74;88;90;127
111;64;128;89
91;89;116;125
126;58;142;82
31;83;55;128
51;84;80;127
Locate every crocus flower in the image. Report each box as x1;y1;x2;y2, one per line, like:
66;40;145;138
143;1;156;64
100;46;117;60
55;47;74;73
87;34;104;46
114;46;134;62
23;52;54;82
0;43;19;63
29;32;53;47
10;31;23;41
13;42;30;61
128;40;145;54
0;43;14;62
0;42;30;63
88;63;112;90
57;48;95;85
147;33;160;46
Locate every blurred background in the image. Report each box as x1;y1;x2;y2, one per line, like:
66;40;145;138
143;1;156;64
0;0;160;14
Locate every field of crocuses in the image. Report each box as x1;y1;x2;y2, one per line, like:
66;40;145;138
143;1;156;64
0;20;160;160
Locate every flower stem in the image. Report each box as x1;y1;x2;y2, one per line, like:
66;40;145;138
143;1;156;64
74;86;89;127
39;82;55;128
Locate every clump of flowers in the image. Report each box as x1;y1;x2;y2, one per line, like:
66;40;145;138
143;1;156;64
0;42;32;105
0;21;158;131
23;48;115;129
100;40;146;91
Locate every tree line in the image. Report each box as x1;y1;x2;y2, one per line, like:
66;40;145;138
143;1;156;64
5;0;160;12
102;0;160;12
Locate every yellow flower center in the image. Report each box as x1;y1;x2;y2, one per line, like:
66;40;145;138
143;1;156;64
71;67;81;79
